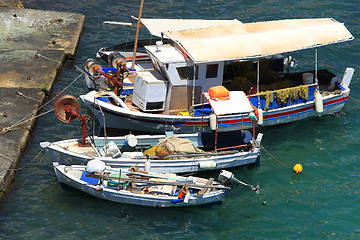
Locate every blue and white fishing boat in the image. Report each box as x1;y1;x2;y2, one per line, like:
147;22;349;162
53;161;230;207
80;18;354;133
41;130;263;174
43;91;262;174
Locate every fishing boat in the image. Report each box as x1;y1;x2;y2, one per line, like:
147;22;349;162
53;160;230;207
41;130;263;174
41;93;262;173
80;17;354;133
96;38;172;63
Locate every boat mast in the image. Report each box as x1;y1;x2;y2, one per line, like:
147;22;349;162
131;0;144;70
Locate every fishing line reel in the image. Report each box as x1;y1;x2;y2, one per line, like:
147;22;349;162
84;51;129;96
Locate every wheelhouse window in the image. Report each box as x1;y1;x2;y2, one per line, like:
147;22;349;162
177;66;199;81
206;64;218;78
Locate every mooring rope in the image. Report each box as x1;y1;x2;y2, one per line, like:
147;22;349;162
260;145;288;167
0;152;15;163
0;149;45;177
21;179;58;200
16;91;41;102
260;145;322;180
35;53;63;66
0;72;84;134
348;95;360;104
12;149;45;171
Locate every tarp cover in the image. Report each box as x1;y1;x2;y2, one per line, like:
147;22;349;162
140;18;242;38
144;136;204;157
204;91;254;115
164;18;354;62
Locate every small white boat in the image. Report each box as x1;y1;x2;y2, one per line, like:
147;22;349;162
41;130;263;174
53;161;229;207
81;18;354;133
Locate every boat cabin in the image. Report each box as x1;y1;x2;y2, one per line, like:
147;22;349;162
131;43;225;114
130;18;354;116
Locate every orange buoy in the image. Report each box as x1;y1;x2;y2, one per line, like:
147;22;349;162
293;164;303;174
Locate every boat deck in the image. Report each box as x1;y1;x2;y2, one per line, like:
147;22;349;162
60;141;98;158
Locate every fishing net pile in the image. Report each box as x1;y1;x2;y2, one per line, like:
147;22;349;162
144;136;204;157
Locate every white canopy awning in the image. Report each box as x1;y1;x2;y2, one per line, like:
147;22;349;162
164;18;354;63
140;18;242;38
204;91;254;115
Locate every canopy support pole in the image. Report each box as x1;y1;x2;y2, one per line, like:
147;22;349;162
257;59;261;108
315;47;318;89
192;64;196;113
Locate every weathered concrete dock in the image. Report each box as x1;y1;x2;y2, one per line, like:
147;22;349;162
0;0;84;200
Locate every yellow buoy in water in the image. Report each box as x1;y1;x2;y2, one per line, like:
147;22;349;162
293;164;303;174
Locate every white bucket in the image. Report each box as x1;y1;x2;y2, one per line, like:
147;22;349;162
125;134;138;147
99;141;121;158
302;73;313;85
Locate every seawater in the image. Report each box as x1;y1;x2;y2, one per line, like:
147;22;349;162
1;0;359;239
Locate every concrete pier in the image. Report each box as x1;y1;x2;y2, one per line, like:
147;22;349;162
0;1;84;199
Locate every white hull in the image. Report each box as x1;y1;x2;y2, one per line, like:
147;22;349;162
80;88;350;134
53;163;227;207
41;132;263;174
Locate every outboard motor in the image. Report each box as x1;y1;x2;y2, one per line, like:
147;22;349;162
218;170;260;193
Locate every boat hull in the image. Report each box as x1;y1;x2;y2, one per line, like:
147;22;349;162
41;133;263;174
80;90;349;134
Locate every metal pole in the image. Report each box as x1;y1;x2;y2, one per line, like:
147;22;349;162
257;59;261;108
192;64;196;110
315;47;318;87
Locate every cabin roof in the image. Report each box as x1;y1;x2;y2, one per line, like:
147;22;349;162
163;18;354;63
204;91;254;115
145;44;186;64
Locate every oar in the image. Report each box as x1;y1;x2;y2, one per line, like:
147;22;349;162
86;173;230;190
163;150;239;158
105;167;193;183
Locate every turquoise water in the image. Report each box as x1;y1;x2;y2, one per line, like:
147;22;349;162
1;0;360;239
